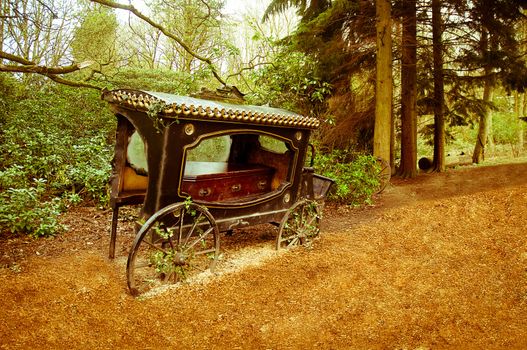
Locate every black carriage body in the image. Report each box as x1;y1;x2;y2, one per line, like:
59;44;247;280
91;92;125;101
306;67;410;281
103;89;321;235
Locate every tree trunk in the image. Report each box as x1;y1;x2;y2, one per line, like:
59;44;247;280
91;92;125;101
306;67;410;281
373;0;393;164
521;93;526;150
516;92;524;153
0;0;4;54
398;0;417;178
472;29;492;163
432;0;445;172
472;78;493;163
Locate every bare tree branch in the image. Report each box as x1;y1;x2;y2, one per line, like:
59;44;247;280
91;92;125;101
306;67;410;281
46;75;102;90
0;50;34;65
89;0;227;86
0;51;100;90
0;51;93;74
226;61;274;80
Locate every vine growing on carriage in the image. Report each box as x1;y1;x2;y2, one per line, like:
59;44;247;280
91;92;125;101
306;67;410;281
146;100;173;132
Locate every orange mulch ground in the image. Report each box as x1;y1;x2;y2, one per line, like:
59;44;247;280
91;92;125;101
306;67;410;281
1;162;527;349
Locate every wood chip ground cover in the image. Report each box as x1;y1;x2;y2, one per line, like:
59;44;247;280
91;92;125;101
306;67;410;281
1;163;526;349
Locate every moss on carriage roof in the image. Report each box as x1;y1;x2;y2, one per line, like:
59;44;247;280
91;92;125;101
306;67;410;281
102;89;320;129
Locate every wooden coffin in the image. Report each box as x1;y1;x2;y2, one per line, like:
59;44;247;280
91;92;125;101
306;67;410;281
181;162;274;202
121;161;275;203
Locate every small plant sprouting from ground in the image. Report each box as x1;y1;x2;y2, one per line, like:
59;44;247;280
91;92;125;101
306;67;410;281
148;223;188;282
146;199;204;284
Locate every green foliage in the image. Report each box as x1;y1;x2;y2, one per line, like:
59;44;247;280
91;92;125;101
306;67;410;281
0;78;115;236
109;68;200;94
0;75;19;120
71;7;118;69
314;151;380;206
0;179;66;237
492;111;522;146
247;50;331;116
146;99;171;132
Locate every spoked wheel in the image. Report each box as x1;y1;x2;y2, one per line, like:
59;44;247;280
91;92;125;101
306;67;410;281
276;199;321;250
375;157;391;194
127;202;219;296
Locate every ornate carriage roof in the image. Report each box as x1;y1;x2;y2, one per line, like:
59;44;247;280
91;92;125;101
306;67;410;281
102;89;320;129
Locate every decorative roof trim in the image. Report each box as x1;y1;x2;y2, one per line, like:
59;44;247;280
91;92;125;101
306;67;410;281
102;89;320;129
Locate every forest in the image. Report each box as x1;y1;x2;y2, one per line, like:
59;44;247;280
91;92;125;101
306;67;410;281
1;0;527;238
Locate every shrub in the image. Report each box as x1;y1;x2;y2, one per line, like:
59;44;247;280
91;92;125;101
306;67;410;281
0;79;115;237
0;179;66;237
1;122;113;203
493;111;522;146
314;151;380;206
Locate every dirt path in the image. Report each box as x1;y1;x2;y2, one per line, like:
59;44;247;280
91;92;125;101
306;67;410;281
1;163;527;349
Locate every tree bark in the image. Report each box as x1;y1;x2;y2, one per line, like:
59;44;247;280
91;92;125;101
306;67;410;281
432;0;445;172
515;92;524;154
472;29;493;164
373;0;393;164
398;0;417;178
472;76;493;163
0;0;4;55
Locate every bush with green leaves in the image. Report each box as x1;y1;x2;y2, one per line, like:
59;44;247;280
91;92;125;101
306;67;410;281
492;111;523;148
0;76;115;236
247;50;331;117
0;179;66;237
314;151;380;206
109;68;200;95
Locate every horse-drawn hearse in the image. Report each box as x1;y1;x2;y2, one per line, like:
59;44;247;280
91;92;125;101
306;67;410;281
102;88;334;296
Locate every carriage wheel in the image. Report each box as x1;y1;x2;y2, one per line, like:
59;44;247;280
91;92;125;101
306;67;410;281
276;199;321;250
127;202;219;296
375;157;391;194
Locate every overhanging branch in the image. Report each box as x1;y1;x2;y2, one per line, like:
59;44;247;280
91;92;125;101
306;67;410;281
0;51;34;65
1;51;94;74
47;75;102;90
0;51;101;90
226;61;274;80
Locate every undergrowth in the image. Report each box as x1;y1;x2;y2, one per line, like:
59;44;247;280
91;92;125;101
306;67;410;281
0;76;115;237
314;150;380;206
